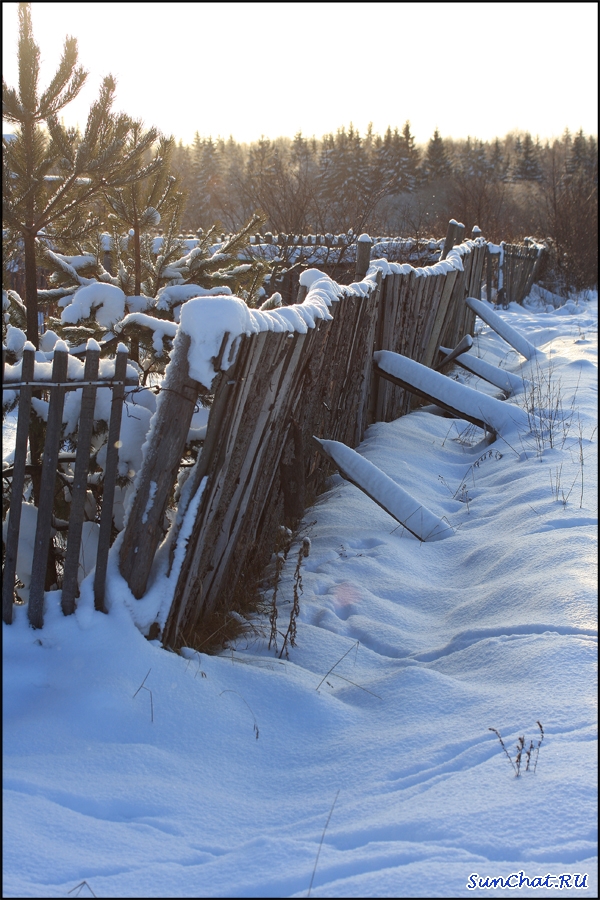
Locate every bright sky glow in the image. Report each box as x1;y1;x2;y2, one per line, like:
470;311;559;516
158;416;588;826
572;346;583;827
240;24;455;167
2;2;598;146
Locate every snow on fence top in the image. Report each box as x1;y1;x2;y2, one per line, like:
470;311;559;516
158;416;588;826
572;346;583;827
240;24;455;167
176;237;486;392
3;340;136;385
179;268;379;390
369;246;466;279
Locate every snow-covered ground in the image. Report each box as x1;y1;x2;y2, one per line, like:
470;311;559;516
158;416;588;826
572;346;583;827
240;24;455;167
3;290;598;898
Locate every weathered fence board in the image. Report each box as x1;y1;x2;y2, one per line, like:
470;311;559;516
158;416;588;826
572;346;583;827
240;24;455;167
94;348;129;611
422;269;459;369
2;347;35;624
28;348;69;628
61;348;100;615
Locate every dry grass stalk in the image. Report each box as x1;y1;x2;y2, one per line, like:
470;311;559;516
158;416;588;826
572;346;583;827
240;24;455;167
489;721;544;777
278;538;310;659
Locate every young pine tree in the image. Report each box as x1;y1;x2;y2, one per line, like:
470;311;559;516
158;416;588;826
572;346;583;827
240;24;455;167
2;2;160;347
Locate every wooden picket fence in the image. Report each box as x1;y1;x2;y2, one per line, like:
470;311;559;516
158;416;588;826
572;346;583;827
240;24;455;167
502;240;546;305
2;345;135;626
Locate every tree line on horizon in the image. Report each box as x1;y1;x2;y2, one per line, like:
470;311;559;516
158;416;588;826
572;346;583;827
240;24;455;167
3;0;598;358
171;123;597;286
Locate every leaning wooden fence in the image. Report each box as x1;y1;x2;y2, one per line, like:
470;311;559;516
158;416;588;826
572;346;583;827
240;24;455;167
116;230;489;648
2;344;135;626
2;223;544;640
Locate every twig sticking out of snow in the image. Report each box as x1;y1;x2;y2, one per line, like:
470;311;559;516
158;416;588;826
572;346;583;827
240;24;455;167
132;668;154;723
219;690;259;740
307;790;340;898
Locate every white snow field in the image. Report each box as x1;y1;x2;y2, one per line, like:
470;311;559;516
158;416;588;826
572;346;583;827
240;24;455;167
3;291;598;898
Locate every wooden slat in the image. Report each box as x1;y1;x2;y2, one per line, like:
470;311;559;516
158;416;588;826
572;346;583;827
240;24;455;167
2;347;35;624
486;246;493;302
28;347;69;629
422;269;459;369
413;273;436;365
390;270;417;420
95;348;129;610
418;273;445;365
382;271;407;421
61;347;100;615
405;272;427;363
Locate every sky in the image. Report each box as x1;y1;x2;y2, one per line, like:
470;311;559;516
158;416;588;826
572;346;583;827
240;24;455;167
3;280;598;897
2;2;598;147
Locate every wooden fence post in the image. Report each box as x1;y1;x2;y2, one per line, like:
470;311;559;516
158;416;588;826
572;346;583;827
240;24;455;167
2;346;35;624
28;346;69;629
61;345;100;615
296;283;308;304
355;235;372;280
440;220;460;260
119;333;200;600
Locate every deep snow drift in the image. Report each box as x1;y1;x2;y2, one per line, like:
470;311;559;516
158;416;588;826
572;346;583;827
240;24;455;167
3;290;598;898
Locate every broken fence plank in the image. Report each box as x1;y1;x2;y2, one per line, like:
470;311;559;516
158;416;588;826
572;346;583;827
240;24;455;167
463;296;541;361
373;350;532;437
438;346;530;396
434;334;473;370
312;437;452;542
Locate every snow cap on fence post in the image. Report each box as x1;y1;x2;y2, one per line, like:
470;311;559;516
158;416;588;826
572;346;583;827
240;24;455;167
179;296;254;390
355;234;372;281
441;220;462;260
